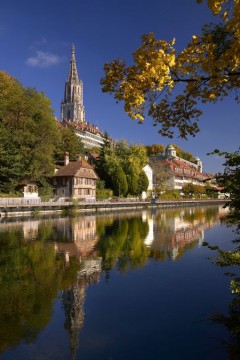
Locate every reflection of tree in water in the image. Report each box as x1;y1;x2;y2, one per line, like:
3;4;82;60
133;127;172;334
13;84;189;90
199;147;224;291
0;215;101;358
0;206;230;356
97;217;149;272
182;206;220;224
0;229;80;355
207;226;240;359
95;206;227;267
210;297;240;359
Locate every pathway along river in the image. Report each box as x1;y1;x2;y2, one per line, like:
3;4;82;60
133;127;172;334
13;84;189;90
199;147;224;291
0;205;236;360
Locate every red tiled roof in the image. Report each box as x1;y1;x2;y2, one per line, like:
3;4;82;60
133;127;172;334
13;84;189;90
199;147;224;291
157;158;208;181
61;119;103;136
55;160;98;179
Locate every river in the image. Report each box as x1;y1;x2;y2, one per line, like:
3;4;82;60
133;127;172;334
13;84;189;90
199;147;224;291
0;205;235;359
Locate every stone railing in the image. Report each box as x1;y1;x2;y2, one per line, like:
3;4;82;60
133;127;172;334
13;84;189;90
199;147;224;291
0;198;41;206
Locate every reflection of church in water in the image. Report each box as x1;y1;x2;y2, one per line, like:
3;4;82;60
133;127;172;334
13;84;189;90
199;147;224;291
62;259;101;360
53;215;101;360
142;206;228;260
0;206;229;358
0;215;101;359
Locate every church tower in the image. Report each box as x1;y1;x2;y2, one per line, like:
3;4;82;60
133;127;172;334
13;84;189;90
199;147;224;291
165;144;176;159
195;156;203;173
61;45;85;123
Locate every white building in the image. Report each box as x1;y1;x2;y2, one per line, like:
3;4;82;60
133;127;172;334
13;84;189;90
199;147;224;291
150;144;208;191
142;164;153;190
142;164;153;199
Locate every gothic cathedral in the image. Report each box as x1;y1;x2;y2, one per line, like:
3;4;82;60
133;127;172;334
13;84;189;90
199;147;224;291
61;45;85;123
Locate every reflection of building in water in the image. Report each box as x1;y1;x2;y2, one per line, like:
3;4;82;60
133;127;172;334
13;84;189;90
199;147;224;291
53;215;99;265
0;219;40;240
142;211;154;246
52;216;101;359
0;215;101;360
22;220;39;240
0;215;99;264
170;226;205;259
143;206;228;260
62;258;101;360
0;215;102;359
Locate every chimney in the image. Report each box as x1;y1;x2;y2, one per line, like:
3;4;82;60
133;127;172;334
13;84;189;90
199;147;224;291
64;152;69;166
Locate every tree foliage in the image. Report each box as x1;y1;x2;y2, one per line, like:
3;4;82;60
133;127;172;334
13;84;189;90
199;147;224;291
204;148;240;358
145;144;165;156
95;139;116;189
182;183;206;197
137;170;149;194
101;0;240;139
0;71;60;193
146;143;195;162
149;158;171;194
55;125;85;161
96;140;148;196
97;217;149;272
213;148;240;219
171;144;195;163
0;225;80;354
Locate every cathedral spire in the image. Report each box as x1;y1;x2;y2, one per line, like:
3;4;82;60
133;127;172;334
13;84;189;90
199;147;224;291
61;45;85;123
68;44;79;83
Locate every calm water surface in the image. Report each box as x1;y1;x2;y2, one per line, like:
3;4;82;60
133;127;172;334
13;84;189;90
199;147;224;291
0;205;235;359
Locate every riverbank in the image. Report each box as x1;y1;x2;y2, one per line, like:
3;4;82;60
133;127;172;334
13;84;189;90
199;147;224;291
0;198;229;218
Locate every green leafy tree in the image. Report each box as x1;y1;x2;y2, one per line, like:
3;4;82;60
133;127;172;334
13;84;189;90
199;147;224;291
95;139;148;197
205;184;218;198
182;183;206;198
112;165;128;196
149;159;171;195
95;137;114;189
182;183;196;197
115;141;148;174
55;125;85;160
127;171;139;195
161;190;180;200
194;185;206;198
137;170;149;194
214;148;240;220
145;144;165;156
0;71;60;193
96;180;113;199
172;144;195;163
181;151;195;163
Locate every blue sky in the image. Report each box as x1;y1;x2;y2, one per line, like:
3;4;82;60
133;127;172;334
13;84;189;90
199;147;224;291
0;0;239;173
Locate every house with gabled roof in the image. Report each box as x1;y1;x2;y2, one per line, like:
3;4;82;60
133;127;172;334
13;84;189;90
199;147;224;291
53;153;98;200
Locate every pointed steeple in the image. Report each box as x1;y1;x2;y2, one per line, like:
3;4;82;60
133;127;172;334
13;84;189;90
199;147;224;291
68;45;79;83
61;45;85;123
